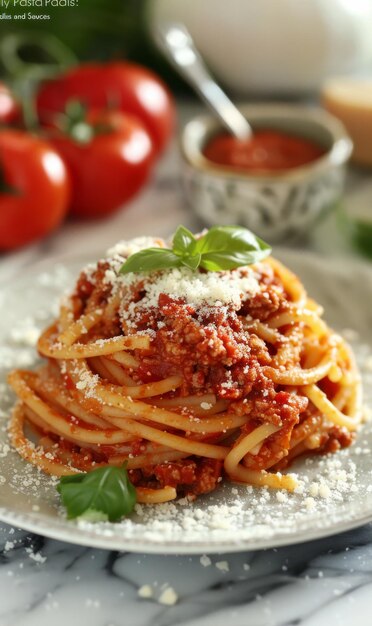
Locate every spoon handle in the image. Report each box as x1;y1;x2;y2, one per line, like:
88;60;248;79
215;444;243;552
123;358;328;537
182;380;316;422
156;24;252;141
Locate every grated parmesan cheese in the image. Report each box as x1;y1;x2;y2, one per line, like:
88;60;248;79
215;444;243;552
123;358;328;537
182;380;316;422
304;497;316;510
73;368;99;398
85;236;263;329
215;560;230;572
309;482;319;497
158;586;178;606
319;484;331;499
138;584;154;599
106;237;164;258
120;266;260;311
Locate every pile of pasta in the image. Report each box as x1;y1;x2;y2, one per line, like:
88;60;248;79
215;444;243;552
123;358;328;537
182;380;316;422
7;254;362;504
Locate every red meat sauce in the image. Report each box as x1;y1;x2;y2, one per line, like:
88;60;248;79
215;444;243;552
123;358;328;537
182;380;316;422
65;260;352;496
129;458;223;498
73;260;292;403
133;293;273;399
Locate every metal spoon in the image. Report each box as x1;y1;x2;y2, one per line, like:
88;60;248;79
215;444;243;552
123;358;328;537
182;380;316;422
156;23;252;141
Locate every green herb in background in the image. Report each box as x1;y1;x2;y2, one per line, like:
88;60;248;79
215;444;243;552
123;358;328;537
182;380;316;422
119;225;272;274
351;220;372;259
336;205;372;260
57;465;137;522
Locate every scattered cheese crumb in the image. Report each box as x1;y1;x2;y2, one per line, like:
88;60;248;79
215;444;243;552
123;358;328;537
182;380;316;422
138;585;154;599
276;491;287;503
158;586;178;606
27;551;46;564
200;555;212;567
319;484;331;499
304;497;316;510
215;561;230;572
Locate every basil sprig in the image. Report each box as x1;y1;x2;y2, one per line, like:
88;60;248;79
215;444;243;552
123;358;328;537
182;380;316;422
119;225;271;275
57;465;136;522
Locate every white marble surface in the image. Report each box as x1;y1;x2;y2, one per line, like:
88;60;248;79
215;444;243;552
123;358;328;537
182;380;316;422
1;523;372;626
1;105;372;626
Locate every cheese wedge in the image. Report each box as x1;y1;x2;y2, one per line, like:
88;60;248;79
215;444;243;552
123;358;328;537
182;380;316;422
322;78;372;167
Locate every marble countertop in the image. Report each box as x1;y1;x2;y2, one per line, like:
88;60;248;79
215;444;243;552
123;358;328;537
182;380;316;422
1;523;372;626
1;106;372;626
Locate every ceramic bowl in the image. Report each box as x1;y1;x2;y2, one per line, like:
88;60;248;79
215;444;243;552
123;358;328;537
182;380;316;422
181;104;352;243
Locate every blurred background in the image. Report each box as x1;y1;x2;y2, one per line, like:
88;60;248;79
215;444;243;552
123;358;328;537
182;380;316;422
0;0;186;91
1;0;372;270
2;0;372;94
151;0;372;94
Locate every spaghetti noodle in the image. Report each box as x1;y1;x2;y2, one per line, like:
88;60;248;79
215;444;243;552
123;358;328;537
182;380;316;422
7;236;362;504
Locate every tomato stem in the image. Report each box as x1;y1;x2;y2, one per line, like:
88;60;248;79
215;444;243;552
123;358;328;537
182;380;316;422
0;33;77;133
0;33;76;82
57;100;114;144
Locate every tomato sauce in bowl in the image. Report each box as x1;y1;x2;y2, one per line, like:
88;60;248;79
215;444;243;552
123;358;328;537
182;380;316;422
203;130;326;174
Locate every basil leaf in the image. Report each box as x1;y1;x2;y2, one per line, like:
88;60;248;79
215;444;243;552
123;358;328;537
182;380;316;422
119;248;182;274
172;225;196;256
195;225;271;256
181;252;201;270
57;465;137;522
118;226;271;275
78;509;109;522
200;248;271;271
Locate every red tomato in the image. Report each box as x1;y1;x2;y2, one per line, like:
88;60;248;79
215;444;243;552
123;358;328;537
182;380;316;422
36;62;175;154
0;82;21;125
0;130;70;250
48;108;154;219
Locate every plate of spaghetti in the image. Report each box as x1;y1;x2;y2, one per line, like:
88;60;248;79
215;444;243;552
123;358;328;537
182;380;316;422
0;226;372;553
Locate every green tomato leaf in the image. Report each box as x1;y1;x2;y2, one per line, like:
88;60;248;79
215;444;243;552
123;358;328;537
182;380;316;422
119;248;182;275
57;465;137;522
172;225;196;256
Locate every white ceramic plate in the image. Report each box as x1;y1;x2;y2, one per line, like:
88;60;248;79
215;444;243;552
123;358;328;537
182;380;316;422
1;250;372;554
